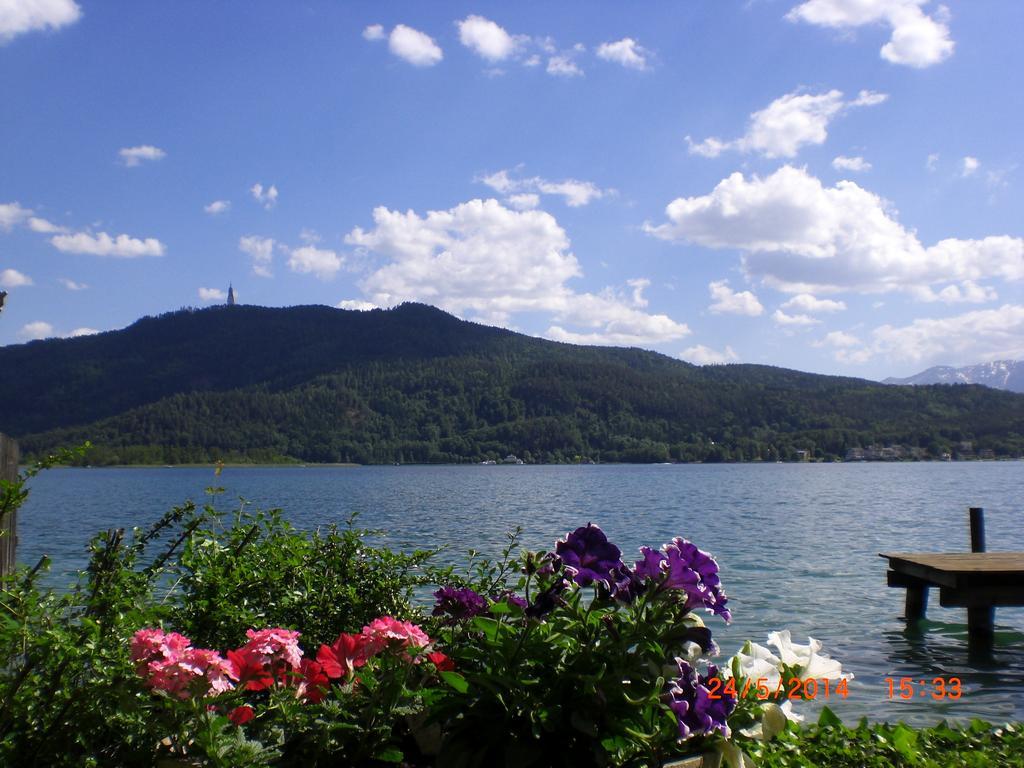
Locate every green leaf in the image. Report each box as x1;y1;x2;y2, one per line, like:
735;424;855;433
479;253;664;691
818;706;843;728
440;670;470;693
375;747;404;763
893;724;919;762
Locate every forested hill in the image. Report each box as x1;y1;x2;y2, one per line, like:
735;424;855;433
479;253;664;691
1;303;1022;465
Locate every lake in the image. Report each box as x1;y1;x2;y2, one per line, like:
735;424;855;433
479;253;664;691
15;462;1024;726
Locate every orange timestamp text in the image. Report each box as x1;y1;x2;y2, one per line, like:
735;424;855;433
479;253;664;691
707;676;849;700
885;676;962;700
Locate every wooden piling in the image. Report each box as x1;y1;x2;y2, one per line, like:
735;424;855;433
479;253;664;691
0;434;19;578
970;507;986;553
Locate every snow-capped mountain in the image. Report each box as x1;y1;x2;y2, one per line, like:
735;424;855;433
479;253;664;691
883;360;1024;393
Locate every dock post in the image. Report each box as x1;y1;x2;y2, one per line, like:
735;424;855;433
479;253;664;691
905;584;928;622
0;434;19;579
969;507;985;553
967;507;995;648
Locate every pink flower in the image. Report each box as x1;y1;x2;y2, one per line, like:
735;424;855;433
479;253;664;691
361;617;431;654
239;628;304;669
228;705;255;726
130;628;191;670
181;648;235;695
131;627;234;699
317;632;375;679
227;628;304;691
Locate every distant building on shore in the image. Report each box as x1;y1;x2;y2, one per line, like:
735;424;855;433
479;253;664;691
227;285;236;306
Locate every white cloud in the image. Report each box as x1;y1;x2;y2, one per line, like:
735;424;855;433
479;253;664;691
646;165;1024;298
198;287;227;301
18;321;53;340
910;280;997;304
239;235;274;278
457;15;518;61
0;268;32;287
0;0;80;43
679;344;739;365
787;0;954;68
822;305;1024;365
67;327;99;337
28;216;65;233
781;293;847;313
362;24;384;41
772;309;821;326
961;156;980;177
832;155;871;172
51;231;164;258
250;183;278;209
287;245;342;281
338;299;380;311
926;152;939;171
118;145;165;167
817;330;862;348
708;279;764;316
687;89;887;159
58;277;87;290
0;202;32;231
547;54;582;77
388;24;443;67
346;198;689;347
627;278;650;308
506;193;539;211
595;37;650;70
818;330;871;363
204;200;230;215
478;168;609;207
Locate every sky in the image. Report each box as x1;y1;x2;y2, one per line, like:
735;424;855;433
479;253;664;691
1;0;1022;380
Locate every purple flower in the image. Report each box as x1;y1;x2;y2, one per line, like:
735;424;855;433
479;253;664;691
665;660;735;741
525;578;568;619
634;546;667;580
500;592;528;610
609;564;645;603
554;524;624;587
433;586;488;621
632;538;731;622
664;538;730;622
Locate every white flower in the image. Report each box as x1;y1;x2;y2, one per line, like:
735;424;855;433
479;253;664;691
727;641;784;688
767;630;853;681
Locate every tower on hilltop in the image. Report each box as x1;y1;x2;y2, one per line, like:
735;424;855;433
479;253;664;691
227;284;236;306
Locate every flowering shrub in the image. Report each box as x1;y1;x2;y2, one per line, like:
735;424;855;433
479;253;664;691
131;617;447;764
425;523;739;767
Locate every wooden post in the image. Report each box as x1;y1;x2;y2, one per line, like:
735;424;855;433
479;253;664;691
905;584;929;622
0;433;19;578
970;507;986;553
967;507;994;646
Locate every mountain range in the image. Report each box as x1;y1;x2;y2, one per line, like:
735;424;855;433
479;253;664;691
1;303;1022;464
883;360;1024;393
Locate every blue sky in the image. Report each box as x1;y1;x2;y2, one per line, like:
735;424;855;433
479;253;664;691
1;0;1021;379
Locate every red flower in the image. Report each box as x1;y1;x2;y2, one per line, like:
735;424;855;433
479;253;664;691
296;658;330;703
228;705;255;726
227;648;274;691
316;632;374;679
426;651;455;672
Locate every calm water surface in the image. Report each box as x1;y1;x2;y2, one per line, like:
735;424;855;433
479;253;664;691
17;462;1024;726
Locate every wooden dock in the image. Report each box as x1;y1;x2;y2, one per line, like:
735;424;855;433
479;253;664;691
881;509;1024;647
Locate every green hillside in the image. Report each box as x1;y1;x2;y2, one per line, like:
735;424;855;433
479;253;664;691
2;303;1022;464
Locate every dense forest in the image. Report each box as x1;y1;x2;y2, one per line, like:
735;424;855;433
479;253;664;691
2;303;1022;465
